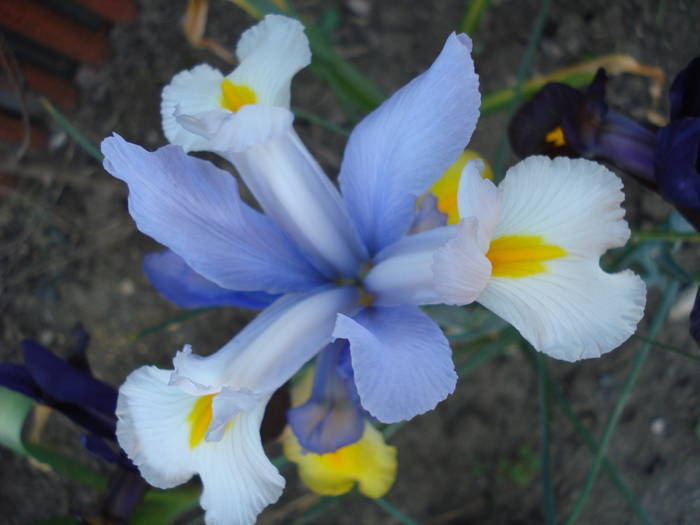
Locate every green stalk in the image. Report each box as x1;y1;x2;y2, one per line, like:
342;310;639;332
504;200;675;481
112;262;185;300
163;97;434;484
492;0;552;181
373;498;421;525
563;281;680;525
537;352;556;524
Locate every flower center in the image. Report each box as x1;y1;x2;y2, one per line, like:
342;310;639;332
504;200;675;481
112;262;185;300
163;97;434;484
545;126;566;147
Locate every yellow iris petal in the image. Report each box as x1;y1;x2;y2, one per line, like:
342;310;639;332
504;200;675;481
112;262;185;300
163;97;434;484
430;150;493;225
283;422;397;498
220;79;257;112
187;393;215;449
487;235;566;278
545;126;566;147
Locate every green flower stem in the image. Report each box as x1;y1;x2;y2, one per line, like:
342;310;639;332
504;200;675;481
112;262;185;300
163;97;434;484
521;349;656;525
373;497;421;525
537;352;556;525
492;0;552;181
630;231;700;242
563;281;680;525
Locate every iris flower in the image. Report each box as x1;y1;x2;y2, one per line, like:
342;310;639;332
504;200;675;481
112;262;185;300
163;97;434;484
283;343;397;498
654;56;700;344
508;69;658;184
103;15;644;525
509;56;699;345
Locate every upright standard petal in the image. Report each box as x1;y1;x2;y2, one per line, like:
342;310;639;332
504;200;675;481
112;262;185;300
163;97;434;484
229;14;311;109
220;106;368;279
339;32;480;254
143;250;277;309
161;15;310;152
333;305;456;423
102;134;323;294
287;342;364;454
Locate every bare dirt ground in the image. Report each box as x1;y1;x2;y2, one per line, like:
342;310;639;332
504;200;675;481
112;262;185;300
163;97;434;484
1;1;699;523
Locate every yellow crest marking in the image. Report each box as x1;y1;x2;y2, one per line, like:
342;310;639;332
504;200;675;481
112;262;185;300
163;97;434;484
545;126;566;147
187;393;215;449
487;235;566;278
220;79;257;112
429;150;493;225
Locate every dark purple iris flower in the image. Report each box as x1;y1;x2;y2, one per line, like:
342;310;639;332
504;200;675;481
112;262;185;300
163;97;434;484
508;69;658;184
510;56;700;347
0;335;133;468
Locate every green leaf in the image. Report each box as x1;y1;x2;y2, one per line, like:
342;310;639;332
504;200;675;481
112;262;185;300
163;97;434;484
25;442;109;490
0;386;34;456
28;518;80;525
228;0;385;115
40;97;103;162
131;486;202;525
459;0;493;36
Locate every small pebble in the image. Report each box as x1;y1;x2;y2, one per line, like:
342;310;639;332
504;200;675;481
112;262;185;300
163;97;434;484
39;330;54;346
119;278;135;296
650;417;666;436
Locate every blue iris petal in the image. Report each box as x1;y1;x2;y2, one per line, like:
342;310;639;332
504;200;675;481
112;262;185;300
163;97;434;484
0;340;119;440
655;117;700;210
143;250;278;309
22;340;117;416
288;341;364;454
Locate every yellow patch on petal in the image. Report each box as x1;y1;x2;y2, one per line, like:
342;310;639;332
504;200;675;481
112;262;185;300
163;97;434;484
545;126;566;147
487;235;566;278
430;150;494;225
187;393;215;449
283;423;397;499
220;79;257;112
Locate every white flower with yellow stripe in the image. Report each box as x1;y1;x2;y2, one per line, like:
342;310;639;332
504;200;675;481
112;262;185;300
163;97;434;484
366;155;646;361
161;13;309;152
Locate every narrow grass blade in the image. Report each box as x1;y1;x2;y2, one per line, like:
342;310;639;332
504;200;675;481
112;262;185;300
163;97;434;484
25;442;109;489
373;498;421;525
492;0;552;181
481;54;664;118
129;307;212;341
632;334;700;362
228;0;385;115
293;108;350;136
630;231;700;242
291;495;344;525
563;281;680;525
537;352;557;525
459;0;493;36
40;97;103;162
521;349;656;525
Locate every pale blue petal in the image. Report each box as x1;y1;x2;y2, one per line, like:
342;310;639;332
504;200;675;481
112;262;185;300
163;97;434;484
333;305;456;423
287;341;364;454
364;225;456;306
339;32;480;254
143;250;277;309
170;286;361;395
102;134;323;294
